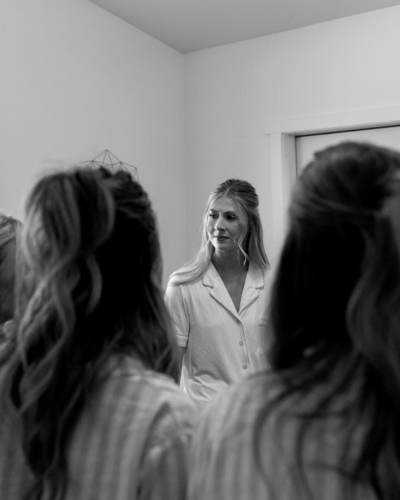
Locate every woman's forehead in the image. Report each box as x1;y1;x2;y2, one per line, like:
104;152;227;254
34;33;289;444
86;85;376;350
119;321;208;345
209;195;238;212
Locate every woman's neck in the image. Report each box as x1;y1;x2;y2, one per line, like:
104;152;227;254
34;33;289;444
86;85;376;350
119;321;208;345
212;251;248;278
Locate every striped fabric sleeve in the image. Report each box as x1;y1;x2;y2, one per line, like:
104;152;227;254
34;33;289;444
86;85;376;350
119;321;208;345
138;422;193;500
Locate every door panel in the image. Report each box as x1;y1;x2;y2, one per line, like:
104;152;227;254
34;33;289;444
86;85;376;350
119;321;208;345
296;126;400;173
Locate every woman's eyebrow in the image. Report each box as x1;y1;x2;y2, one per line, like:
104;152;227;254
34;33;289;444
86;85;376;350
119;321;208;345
209;209;237;215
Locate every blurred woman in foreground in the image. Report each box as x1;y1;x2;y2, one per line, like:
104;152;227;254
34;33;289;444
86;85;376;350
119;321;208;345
189;142;400;500
0;167;195;500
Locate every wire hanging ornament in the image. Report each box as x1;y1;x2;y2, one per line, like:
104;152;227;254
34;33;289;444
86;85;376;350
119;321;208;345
76;150;139;180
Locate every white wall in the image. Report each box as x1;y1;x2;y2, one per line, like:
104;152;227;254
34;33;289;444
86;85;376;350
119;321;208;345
184;5;400;264
0;0;186;282
3;2;400;278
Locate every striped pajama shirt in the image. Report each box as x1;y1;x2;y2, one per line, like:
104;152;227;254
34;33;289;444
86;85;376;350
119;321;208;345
188;371;377;500
0;356;196;500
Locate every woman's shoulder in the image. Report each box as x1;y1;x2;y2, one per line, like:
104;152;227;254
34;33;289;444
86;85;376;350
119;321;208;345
189;371;375;500
166;266;211;292
247;263;273;284
198;371;281;432
98;355;196;421
67;356;197;500
257;263;274;284
188;372;283;499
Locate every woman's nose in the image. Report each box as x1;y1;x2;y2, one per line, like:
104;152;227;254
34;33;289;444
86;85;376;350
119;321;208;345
214;217;225;231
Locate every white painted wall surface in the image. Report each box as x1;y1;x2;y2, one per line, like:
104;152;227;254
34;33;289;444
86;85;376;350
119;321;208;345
184;5;400;265
2;1;400;279
0;0;185;282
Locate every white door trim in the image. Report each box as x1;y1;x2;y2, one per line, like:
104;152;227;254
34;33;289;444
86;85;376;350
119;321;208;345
264;105;400;261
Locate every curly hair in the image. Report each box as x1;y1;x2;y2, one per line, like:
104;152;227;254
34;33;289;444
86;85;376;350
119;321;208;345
1;167;179;500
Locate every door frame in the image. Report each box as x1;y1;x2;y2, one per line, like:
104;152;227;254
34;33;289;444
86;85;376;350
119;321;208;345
264;105;400;261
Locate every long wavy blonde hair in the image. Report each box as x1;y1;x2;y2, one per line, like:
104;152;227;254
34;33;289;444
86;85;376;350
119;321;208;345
169;178;269;285
1;167;179;500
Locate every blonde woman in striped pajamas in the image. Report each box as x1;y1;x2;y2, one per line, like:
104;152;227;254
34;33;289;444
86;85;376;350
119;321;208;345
189;142;400;500
0;166;195;500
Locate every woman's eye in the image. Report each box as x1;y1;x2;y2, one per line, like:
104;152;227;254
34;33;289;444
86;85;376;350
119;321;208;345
208;213;218;219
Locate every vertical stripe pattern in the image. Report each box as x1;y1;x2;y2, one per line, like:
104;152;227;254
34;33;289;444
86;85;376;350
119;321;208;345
0;356;196;500
188;372;378;500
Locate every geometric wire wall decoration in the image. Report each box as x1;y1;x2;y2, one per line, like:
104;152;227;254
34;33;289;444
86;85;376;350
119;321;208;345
75;150;139;180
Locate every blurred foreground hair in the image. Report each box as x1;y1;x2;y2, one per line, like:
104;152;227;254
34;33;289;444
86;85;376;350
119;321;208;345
259;142;400;499
1;167;179;500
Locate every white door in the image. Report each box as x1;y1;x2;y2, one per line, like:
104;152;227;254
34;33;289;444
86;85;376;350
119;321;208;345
296;126;400;174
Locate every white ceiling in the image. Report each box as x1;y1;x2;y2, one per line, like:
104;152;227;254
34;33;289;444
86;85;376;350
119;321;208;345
89;0;400;54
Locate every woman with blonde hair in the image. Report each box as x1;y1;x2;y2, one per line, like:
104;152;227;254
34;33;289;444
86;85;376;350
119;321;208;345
189;142;400;499
165;179;273;405
0;166;195;500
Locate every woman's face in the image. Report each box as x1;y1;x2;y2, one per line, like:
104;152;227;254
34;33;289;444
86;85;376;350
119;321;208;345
207;196;247;254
